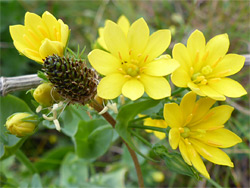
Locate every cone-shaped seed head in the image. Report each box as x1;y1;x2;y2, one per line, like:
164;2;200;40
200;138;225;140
43;55;98;105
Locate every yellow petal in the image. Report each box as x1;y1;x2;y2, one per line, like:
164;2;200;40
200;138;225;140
189;97;216;126
154;131;166;140
205;34;229;66
169;128;180;149
104;20;130;61
196;128;242;148
180;91;197;119
144;118;167;128
191;105;233;130
25;12;49;40
39;39;64;60
140;74;171;99
122;79;144;100
97;27;107;50
187;82;206;96
179;139;192;165
88;49;121;75
163;103;183;128
199;85;226;101
141;29;171;63
9;25;40;50
22;48;43;63
173;43;192;71
187;30;206;63
208;78;247;98
171;69;191;87
97;73;127;99
117;15;130;36
190;138;234;167
211;54;245;77
42;11;60;41
58;19;69;46
127;18;149;58
144;59;179;76
186;143;210;179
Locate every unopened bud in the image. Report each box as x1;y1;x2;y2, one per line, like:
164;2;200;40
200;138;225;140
33;83;61;106
152;171;165;182
5;113;37;137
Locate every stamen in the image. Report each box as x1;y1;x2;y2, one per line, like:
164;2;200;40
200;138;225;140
184;138;191;145
179;127;184;133
129;49;132;55
209;78;221;83
212;57;222;68
137;53;142;57
36;105;42;113
118;51;122;60
144;55;149;63
193;51;199;64
200;79;207;85
124;75;131;78
37;25;49;38
99;106;109;115
53;119;61;131
136;75;141;79
23;34;37;49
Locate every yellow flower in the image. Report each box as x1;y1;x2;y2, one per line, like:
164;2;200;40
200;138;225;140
97;15;130;50
9;11;69;64
5;112;37;137
171;30;247;101
88;17;179;100
143;116;168;140
163;92;242;179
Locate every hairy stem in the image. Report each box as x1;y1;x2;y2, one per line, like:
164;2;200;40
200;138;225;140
90;100;144;188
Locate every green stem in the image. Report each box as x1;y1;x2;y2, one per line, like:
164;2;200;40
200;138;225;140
206;178;223;188
15;149;38;174
129;125;166;133
171;88;186;96
130;130;152;148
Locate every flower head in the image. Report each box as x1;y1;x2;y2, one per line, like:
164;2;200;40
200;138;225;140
163;92;242;178
171;30;247;100
88;17;179;100
142;116;168;139
5;112;37;137
9;11;69;64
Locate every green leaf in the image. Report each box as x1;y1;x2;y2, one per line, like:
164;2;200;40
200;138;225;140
0;95;33;160
30;174;43;188
73;119;113;159
61;105;90;137
116;99;160;159
34;146;74;172
60;152;89;187
153;145;201;180
91;168;127;188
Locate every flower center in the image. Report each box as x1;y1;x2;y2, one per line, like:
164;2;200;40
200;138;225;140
179;127;190;138
125;63;140;77
191;65;213;85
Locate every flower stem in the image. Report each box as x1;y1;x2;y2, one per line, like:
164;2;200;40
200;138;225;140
129;124;167;133
171;87;186;96
90;100;144;188
15;149;38;174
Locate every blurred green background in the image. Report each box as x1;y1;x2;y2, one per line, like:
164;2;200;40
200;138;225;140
0;0;249;187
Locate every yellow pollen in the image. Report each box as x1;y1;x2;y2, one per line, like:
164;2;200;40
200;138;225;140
137;53;142;57
126;64;140;77
129;49;132;55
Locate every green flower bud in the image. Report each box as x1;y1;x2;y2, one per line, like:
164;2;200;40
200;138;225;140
5;113;37;137
33;83;61;106
152;171;165;182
